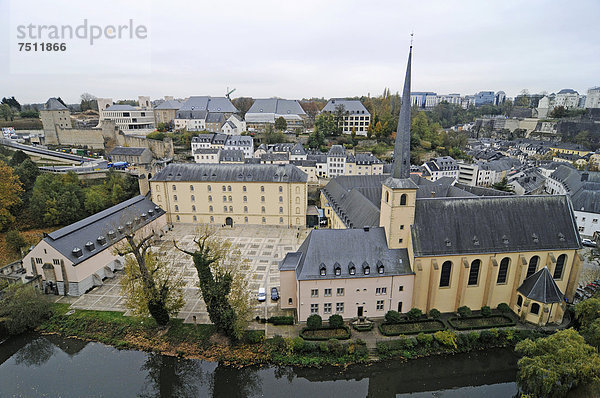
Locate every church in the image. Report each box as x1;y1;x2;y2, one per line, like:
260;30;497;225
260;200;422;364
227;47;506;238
279;46;583;325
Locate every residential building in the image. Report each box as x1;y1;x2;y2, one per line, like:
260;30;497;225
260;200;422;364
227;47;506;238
23;196;167;296
290;142;307;161
193;148;220;163
422;156;459;181
150;163;308;227
410;92;437;108
221;114;246;135
109;147;153;166
191;133;253;158
320;99;371;136
245;99;307;132
345;153;384;176
554;89;580;109
174;96;238;131
585;87;600;109
40;98;72;145
153;99;182;126
327;145;346;177
282;46;582;325
206;113;226;133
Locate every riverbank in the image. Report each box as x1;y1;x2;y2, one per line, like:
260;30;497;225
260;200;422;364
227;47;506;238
38;303;548;368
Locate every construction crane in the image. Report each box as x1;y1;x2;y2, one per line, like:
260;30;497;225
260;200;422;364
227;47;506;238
226;87;236;99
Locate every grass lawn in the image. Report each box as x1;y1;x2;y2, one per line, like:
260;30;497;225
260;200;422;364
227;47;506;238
301;327;350;340
449;315;515;330
380;319;445;335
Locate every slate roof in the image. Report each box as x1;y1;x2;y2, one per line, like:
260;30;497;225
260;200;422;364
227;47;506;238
109;147;148;156
454;183;513;197
550;165;600;213
517;267;564;304
154;100;182;110
176;96;238;119
152;163;308;183
44;98;68;111
291;142;307;156
206;113;225;123
247;99;306;116
328;145;346;156
261;153;289;162
219;149;245;162
193;148;219;155
412;195;581;257
105;104;138;111
43;196;165;266
279;227;412;280
321;99;370;115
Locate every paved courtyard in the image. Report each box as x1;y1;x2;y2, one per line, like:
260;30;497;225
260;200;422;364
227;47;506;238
56;224;310;325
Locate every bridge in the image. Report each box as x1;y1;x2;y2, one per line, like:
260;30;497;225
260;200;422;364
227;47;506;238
0;139;95;164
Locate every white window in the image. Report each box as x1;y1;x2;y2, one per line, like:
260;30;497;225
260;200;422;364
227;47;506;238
376;300;384;311
324;303;332;314
336;302;344;313
336;288;344;296
324;288;332;297
311;289;318;297
310;303;319;314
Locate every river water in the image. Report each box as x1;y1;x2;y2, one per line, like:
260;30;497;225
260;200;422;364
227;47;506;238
0;333;519;397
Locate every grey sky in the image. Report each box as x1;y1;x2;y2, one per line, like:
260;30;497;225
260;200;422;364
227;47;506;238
1;0;599;104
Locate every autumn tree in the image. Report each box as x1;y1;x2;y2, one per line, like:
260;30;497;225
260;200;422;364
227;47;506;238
117;231;185;326
516;329;600;397
0;284;52;335
80;93;98;112
491;177;515;192
314;113;337;137
175;227;252;340
274;117;287;131
0;161;23;231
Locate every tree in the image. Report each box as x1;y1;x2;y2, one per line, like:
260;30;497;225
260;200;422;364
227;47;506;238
575;298;600;328
457;306;472;317
0;162;23;231
306;314;322;330
29;172;84;226
550;106;568;118
263;124;287;145
19;110;39;118
80;93;98;112
9;150;29;167
117;231;184;326
491;177;514;192
314;113;337;137
14;159;40;202
0;104;14;121
333;104;346;136
231;97;254;118
582;319;600;350
156;122;167;132
428;308;441;319
0;284;52;335
516;329;600;398
307;129;325;149
407;308;423;321
328;314;344;329
5;230;27;254
1;96;21;111
175;227;252;340
274;117;287;131
384;310;403;324
84;184;111;214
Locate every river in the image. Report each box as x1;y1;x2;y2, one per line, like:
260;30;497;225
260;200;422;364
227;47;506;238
0;333;519;397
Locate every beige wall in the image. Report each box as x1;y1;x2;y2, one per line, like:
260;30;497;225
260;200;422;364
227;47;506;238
40;110;72;145
412;249;578;313
514;294;565;325
154;109;177;125
296;274;414;322
280;270;297;310
152;180;307;227
345;162;383;176
379;185;416;250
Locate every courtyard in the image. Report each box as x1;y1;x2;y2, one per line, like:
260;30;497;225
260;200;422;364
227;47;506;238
55;224;310;325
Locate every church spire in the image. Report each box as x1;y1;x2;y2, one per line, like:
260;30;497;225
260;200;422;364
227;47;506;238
391;42;413;179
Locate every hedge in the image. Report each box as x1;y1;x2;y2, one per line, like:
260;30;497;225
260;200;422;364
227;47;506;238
300;325;351;341
447;315;516;331
351;322;374;332
268;316;294;325
378;319;446;336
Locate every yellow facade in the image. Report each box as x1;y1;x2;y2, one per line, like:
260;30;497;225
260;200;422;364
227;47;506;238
550;146;592;157
152;180;307;227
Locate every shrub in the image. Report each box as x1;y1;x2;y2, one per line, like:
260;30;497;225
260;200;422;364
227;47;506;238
481;306;492;317
433;330;457;349
457;306;472;318
318;341;329;353
384;310;403;324
328;314;344;329
268;316;294;325
5;230;27;254
244;330;264;344
416;332;434;347
497;303;511;313
268;335;287;354
0;284;52;335
327;338;344;356
428;308;441;319
306;314;322;330
290;336;305;352
407;308;423;321
479;330;495;344
355;338;366;346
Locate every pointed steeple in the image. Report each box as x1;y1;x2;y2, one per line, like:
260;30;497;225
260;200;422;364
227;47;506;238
391;44;413;179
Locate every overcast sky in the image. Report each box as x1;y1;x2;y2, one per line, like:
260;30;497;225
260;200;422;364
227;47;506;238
1;0;599;104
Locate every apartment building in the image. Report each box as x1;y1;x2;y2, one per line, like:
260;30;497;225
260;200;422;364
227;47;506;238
174;96;238;132
320;99;371;136
191;133;253;159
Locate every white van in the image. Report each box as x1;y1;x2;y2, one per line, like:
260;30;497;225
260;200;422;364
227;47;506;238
257;287;266;302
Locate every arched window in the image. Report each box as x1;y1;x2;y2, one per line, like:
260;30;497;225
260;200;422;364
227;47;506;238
191;195;195;202
440;261;452;287
208;185;212;192
209;205;213;212
385;191;389;203
261;196;265;202
262;217;266;223
210;216;214;223
400;194;407;205
224;206;228;212
229;206;233;212
189;185;194;191
243;196;247;202
228;195;232;202
279;207;283;213
468;259;481;286
244;216;248;223
526;256;539;278
227;185;231;192
172;185;176;191
261;206;265;213
296;186;300;194
174;205;179;212
279;217;283;224
497;257;510;284
261;186;265;192
279;186;283;193
223;195;227;202
176;215;180;221
295;197;300;204
242;186;246;192
295;207;300;214
173;195;178;201
208;195;212;202
530;303;540;315
279;196;283;202
554;254;567;280
517;295;523;307
222;185;226;192
156;195;161;201
192;205;196;212
193;215;197;221
244;206;248;213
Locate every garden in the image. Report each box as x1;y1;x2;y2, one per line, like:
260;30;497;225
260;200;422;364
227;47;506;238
299;314;351;341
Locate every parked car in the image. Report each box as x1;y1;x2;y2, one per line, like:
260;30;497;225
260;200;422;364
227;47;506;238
257;287;266;302
271;287;279;301
582;238;596;247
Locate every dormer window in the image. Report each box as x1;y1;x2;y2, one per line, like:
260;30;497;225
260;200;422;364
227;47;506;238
445;238;451;247
532;233;539;243
502;235;509;245
72;247;83;258
148;209;154;216
97;236;106;245
472;236;480;246
334;262;341;276
319;263;326;276
348;262;356;275
85;241;95;251
364;266;370;275
378;265;384;274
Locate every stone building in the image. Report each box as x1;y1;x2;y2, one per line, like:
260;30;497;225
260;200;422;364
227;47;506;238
150;163;308;227
40;98;72;145
281;46;582;325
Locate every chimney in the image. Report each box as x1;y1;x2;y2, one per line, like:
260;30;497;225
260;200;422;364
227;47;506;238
363;226;370;232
